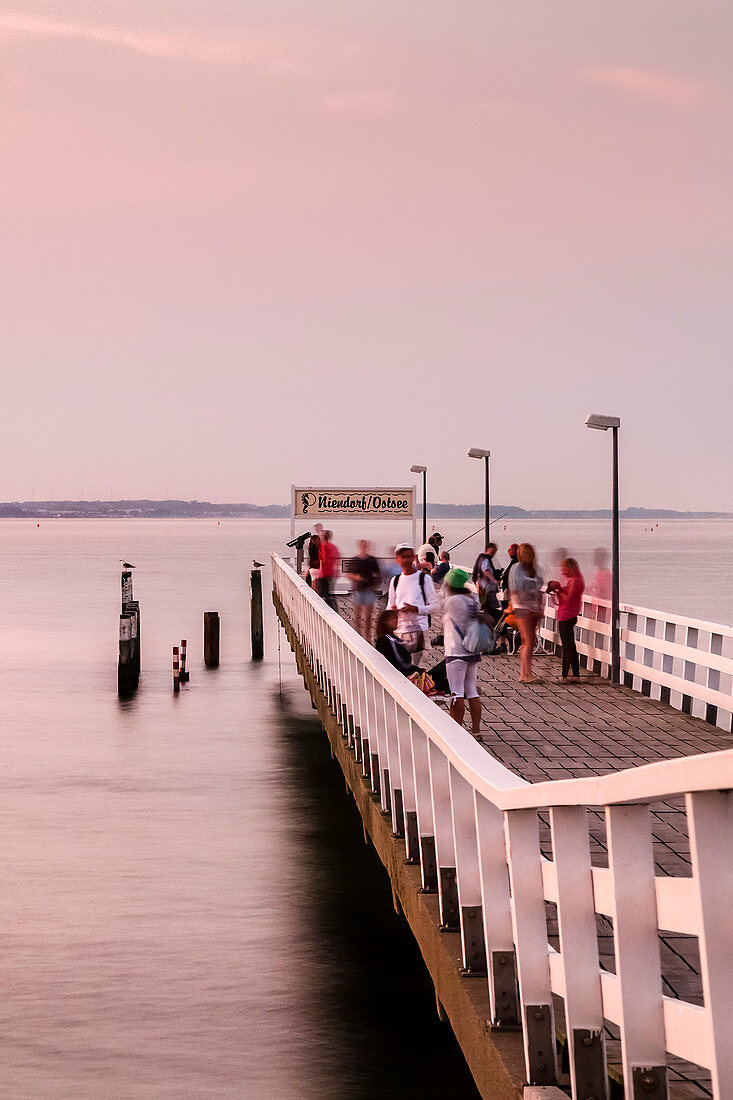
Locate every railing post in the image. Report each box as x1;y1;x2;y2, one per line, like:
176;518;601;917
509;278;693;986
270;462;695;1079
428;742;459;930
687;790;733;1099
606;803;668;1099
474;792;520;1028
382;693;403;835
504;808;558;1087
410;728;438;892
449;764;487;974
550;806;609;1100
396;709;420;862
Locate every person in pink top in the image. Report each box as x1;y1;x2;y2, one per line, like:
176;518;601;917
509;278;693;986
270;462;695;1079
547;557;585;682
318;530;341;611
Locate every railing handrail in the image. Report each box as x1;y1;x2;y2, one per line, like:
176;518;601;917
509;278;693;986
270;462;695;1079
273;555;733;807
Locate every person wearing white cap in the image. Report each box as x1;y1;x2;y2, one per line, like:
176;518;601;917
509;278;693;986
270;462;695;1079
387;543;439;664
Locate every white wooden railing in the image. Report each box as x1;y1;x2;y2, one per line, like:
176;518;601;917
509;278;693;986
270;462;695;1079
273;554;733;1100
540;597;733;732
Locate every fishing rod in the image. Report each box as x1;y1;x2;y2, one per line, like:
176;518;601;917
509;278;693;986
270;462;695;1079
445;512;510;555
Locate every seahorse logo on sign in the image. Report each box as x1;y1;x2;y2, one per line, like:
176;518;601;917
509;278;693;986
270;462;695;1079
300;492;317;515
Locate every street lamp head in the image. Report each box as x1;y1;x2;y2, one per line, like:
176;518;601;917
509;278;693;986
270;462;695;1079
585;413;620;431
410;464;427;474
467;447;490;459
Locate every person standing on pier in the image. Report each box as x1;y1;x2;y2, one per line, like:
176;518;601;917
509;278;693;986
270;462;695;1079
547;558;585;682
318;530;341;612
305;532;321;589
442;567;494;742
387;543;439;664
509;543;545;684
348;539;381;641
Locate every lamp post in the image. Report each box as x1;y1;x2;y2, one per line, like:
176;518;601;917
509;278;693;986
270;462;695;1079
586;414;621;684
410;465;428;545
468;448;491;548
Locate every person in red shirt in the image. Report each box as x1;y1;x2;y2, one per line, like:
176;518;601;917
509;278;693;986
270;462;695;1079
318;530;341;611
547;557;585;682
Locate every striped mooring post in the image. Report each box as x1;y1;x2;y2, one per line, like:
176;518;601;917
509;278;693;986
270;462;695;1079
180;638;189;683
118;567;140;696
173;645;180;693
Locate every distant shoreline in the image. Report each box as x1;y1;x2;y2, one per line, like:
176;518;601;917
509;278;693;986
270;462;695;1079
2;501;730;521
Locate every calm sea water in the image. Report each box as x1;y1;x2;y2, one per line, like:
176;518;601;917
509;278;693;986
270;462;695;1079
0;516;730;1097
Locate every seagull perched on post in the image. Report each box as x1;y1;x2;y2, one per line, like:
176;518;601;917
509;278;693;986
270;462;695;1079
120;560;135;569
252;560;265;568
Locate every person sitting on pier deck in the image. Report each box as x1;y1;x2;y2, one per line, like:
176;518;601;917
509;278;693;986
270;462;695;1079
374;610;421;677
387;543;439;665
431;550;451;586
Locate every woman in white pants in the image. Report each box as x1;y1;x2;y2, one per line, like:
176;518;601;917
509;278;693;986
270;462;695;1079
441;568;493;743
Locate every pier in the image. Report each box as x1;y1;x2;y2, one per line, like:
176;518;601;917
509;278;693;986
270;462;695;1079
273;553;733;1100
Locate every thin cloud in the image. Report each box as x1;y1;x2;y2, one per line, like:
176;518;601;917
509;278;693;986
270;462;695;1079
580;65;710;106
322;89;397;115
0;13;309;72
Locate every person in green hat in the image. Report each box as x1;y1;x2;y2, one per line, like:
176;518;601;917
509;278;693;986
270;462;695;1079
442;567;494;743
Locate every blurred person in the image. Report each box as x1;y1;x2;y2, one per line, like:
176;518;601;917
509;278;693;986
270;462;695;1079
305;532;321;589
509;543;545;684
375;610;421;677
318;530;341;611
432;550;451;586
472;542;501;620
592;548;612;600
547;558;585;682
418;532;443;567
499;543;519;608
442;567;494;742
347;539;381;641
387;543;439;664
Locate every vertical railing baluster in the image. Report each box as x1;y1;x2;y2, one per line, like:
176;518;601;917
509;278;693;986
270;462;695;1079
411;727;437;892
686;790;733;1100
606;803;668;1098
428;743;459;930
396;709;419;862
448;764;487;974
383;693;403;836
550;806;608;1099
474;792;519;1028
504;808;558;1088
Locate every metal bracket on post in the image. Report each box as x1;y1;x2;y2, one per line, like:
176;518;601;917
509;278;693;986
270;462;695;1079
490;951;520;1030
572;1028;608;1100
631;1066;667;1099
392;788;405;838
419;836;437;893
370;754;381;798
460;906;487;975
524;1004;557;1086
438;866;460;930
405;810;419;863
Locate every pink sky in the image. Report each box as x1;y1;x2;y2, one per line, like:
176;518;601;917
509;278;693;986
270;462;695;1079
1;2;731;508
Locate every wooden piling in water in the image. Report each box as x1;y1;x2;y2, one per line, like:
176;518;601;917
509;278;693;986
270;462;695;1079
180;638;189;683
118;614;136;694
204;612;220;668
173;645;180;693
250;569;263;660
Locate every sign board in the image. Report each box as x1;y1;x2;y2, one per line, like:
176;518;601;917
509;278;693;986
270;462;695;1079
293;487;413;518
291;485;416;545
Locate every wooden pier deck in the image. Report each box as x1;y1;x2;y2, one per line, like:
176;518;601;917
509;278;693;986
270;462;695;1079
338;595;733;1098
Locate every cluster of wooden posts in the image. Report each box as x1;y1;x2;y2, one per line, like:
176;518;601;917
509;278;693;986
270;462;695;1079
118;568;140;696
114;567;263;695
117;565;264;696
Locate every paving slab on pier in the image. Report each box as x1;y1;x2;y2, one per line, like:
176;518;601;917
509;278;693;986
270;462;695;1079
337;595;733;1098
